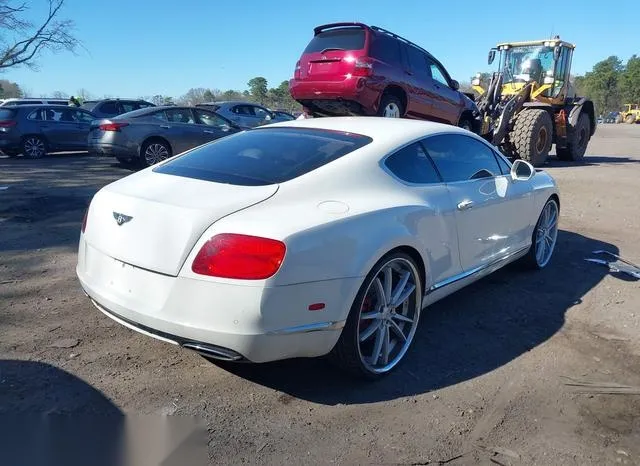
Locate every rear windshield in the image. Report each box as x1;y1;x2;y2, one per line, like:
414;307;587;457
153;127;373;186
81;102;98;111
0;108;16;119
303;27;366;53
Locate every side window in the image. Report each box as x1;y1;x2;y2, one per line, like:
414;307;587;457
137;102;154;109
194;109;228;127
384;142;441;184
98;101;119;116
428;59;450;87
120;102;137;113
27;109;45;120
370;34;401;66
74;110;95;123
233;105;254;116
149;111;168;122
253;106;271;119
405;45;430;77
165;108;195;124
422;134;501;182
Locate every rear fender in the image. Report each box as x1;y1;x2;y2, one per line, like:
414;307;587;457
568;98;596;135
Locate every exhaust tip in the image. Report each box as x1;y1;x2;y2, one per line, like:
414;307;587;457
182;342;244;362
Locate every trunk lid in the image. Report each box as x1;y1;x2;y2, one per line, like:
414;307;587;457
84;170;278;276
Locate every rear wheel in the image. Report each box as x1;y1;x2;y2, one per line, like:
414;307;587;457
625;114;636;124
510;109;553;166
377;94;404;118
329;252;422;379
22;136;47;159
458;117;473;132
556;112;590;161
139;140;171;167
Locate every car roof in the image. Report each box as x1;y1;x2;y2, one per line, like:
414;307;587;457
265;116;473;143
199;101;261;107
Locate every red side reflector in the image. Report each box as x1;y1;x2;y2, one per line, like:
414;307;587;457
192;234;286;280
99;122;129;131
0;120;16;127
308;303;325;311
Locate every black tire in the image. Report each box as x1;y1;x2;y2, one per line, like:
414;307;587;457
624;114;636;124
509;109;553;166
556;112;590;162
377;94;404;118
139;139;171;168
458;116;473;132
329;251;423;379
3;150;19;158
521;197;559;270
21;135;47;159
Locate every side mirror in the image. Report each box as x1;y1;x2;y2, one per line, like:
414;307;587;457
553;46;561;61
450;79;460;90
510;159;535;181
488;49;497;65
264;113;272;121
221;124;231;132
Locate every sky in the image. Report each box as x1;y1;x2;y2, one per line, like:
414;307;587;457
5;0;639;99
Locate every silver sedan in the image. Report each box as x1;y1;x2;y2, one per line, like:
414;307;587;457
196;101;293;129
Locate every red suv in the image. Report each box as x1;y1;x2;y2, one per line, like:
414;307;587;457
289;23;480;132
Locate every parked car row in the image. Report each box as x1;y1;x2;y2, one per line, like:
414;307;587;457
0;98;297;165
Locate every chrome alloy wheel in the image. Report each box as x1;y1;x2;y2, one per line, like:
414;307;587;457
24;137;46;158
534;200;559;267
383;102;401;118
144;143;169;166
356;257;422;374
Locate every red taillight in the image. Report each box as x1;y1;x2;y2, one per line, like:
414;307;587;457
192;234;286;280
294;60;301;79
99;122;129;132
0;120;16;127
81;207;89;233
353;57;374;77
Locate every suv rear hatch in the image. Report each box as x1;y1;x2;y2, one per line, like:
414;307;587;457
0;108;18;137
295;23;370;82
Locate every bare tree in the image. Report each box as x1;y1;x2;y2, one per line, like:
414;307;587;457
51;90;68;98
0;0;78;70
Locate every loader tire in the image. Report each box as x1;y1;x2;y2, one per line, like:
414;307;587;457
625;114;636;124
510;109;553;167
556;112;590;162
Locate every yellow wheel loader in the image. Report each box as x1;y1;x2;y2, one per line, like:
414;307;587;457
472;37;596;166
620;104;640;124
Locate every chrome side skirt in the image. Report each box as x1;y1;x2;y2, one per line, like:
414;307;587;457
427;245;530;294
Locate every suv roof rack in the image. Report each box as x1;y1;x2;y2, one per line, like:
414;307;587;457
370;25;430;56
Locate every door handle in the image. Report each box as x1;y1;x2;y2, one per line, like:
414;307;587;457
457;200;474;210
203;130;215;134
160;125;170;129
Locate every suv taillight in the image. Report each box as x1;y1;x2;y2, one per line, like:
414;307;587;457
294;60;301;79
192;234;286;280
99;122;129;131
353;57;374;77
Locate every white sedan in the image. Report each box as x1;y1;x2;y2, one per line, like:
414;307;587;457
77;117;559;379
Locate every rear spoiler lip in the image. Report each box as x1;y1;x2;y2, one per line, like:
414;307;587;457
313;22;369;35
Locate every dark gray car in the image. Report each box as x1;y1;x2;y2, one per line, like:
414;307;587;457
81;98;155;119
88;106;241;167
196;101;292;128
0;104;96;158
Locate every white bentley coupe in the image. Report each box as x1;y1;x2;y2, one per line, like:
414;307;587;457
77;117;559;379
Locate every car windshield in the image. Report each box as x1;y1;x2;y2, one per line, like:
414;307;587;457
153;127;372;186
303;27;366;53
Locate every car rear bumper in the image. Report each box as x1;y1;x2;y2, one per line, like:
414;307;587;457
76;238;358;363
88;141;137;159
289;77;380;115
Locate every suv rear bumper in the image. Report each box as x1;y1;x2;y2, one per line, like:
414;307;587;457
289;78;380;115
89;141;137;159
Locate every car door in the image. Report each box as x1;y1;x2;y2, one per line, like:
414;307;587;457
402;44;436;119
421;133;530;271
70;109;95;149
193;109;236;146
427;58;463;124
251;105;275;126
163;108;202;154
40;107;80;151
382;141;461;286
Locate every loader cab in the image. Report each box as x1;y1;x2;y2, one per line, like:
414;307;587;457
488;39;575;104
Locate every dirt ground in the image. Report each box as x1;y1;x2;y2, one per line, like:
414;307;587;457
1;125;639;465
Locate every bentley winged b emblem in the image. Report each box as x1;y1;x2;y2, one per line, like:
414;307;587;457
113;212;133;226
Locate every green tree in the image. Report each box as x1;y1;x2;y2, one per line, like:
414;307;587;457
220;89;244;101
0;78;22;97
247;77;268;104
578;56;623;113
619;55;640;104
202;89;215;102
